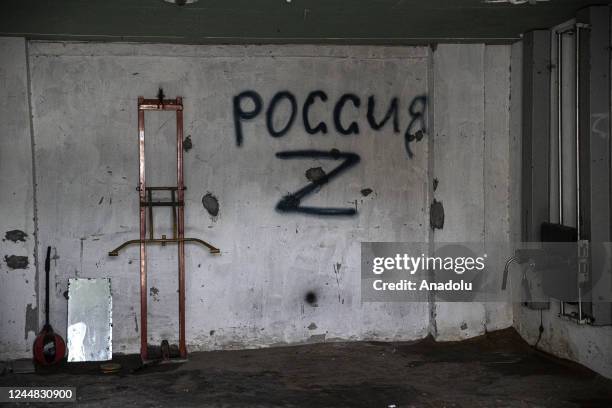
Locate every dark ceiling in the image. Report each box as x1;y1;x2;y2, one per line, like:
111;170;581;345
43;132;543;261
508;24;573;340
0;0;609;45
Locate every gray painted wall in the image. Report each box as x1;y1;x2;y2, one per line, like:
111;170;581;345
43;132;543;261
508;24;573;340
432;44;513;340
510;37;612;379
0;37;38;358
1;39;514;361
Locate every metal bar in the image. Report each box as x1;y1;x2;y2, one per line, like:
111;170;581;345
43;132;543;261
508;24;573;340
575;26;581;241
138;96;148;362
145;186;180;191
557;31;564;226
147;189;154;240
557;30;566;318
176;96;187;358
521;30;551;242
108;237;220;256
138;99;183;111
171;189;178;239
140;201;184;207
575;25;583;322
560;301;565;317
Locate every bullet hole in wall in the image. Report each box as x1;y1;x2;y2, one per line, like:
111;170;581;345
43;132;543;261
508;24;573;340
305;291;318;306
305;167;326;183
202;192;219;217
361;188;373;197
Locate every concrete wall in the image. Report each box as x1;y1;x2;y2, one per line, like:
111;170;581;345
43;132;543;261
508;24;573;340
0;39;514;358
431;44;513;340
510;38;612;379
0;38;38;359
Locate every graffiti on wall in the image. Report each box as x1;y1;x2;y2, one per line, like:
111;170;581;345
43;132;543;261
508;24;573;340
232;90;427;215
276;149;360;216
233;90;427;157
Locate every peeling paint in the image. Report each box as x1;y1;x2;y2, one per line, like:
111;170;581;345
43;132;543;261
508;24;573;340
4;230;27;242
430;199;445;230
150;286;160;301
25;304;37;340
308;322;317;330
183;135;193;151
308;333;326;343
333;263;342;303
5;255;29;269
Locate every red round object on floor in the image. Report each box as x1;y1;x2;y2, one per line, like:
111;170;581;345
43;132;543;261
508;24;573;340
33;326;66;365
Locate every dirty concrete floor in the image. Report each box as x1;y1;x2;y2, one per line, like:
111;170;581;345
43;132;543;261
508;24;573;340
2;329;612;407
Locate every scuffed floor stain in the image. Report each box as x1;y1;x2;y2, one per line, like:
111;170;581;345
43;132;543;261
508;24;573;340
430;199;445;230
5;255;29;269
25;303;37;340
202;192;220;218
4;230;27;242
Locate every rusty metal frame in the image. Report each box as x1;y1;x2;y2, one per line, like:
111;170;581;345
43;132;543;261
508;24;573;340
109;95;219;362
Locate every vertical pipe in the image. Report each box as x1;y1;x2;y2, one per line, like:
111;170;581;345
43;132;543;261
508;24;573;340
138;97;148;361
557;31;564;226
171;189;178;239
575;26;583;321
147;189;153;240
176;97;187;358
575;26;581;241
557;31;566;317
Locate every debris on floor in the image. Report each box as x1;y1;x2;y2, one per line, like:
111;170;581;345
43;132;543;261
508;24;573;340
1;329;611;407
